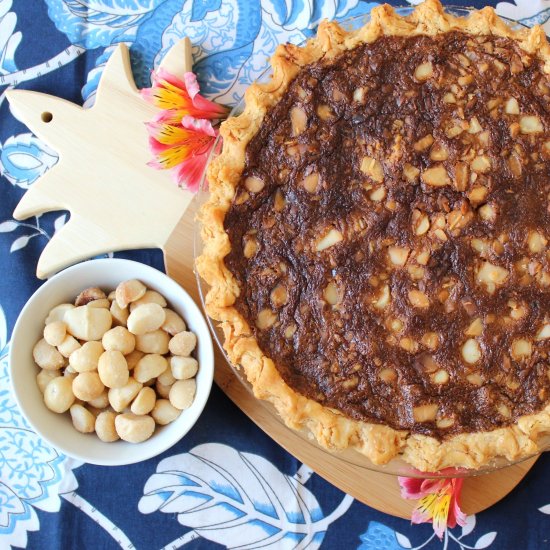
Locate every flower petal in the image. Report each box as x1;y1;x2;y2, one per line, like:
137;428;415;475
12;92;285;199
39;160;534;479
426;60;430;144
414;492;451;539
448;479;467;529
420;478;446;494
398;477;425;499
181;115;217;137
142;69;228;120
144;77;192;112
149;144;192;169
147;122;189;147
400;476;464;540
183;71;229;118
143;68;226;191
398;477;445;499
147;121;214;151
174;151;210;192
431;494;451;539
155;68;187;91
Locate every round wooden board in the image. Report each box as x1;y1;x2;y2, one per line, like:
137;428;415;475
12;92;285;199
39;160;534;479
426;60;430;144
164;200;538;520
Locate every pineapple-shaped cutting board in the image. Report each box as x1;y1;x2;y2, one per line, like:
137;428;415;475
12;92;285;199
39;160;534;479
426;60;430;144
6;39;195;279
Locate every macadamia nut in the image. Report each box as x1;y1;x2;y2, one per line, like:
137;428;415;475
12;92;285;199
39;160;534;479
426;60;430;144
33;339;65;370
69;341;104;372
70;404;95;433
131;387;156;415
45;303;74;325
115;279;146;309
162;309;186;335
44;376;75;413
115;413;155;443
125;349;144;370
157;366;176;386
72;371;105;401
127;303;166;335
135;330;170;354
152;399;181;425
34;281;199;443
37;369;59;393
170;356;199;380
169;331;197;356
75;287;106;306
134;354;168;384
110;300;129;326
87;389;109;409
95;411;119;442
98;350;129;389
169;379;196;410
44;321;67;347
57;334;81;358
64;306;112;341
102;326;135;355
88;298;110;309
155;379;172;399
108;377;142;412
129;290;167;311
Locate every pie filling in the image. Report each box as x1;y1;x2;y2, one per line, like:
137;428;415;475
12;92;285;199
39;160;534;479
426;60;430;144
223;31;550;438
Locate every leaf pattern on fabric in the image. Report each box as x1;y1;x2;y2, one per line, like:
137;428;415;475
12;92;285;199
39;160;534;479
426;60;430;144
496;1;550;32
0;306;81;549
1;0;549;548
44;0;161;48
0;216;54;255
139;443;352;548
154;0;379;106
0;134;58;189
72;1;379;116
358;521;404;549
263;0;360;30
358;515;499;550
81;46;118;107
0;0;21;74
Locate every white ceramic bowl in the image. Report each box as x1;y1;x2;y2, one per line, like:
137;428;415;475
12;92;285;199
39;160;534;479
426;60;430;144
9;258;214;466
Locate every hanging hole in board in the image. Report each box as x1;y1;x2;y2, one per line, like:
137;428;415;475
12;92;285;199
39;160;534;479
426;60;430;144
41;112;53;123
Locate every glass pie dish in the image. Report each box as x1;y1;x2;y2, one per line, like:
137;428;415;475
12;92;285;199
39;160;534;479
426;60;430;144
193;6;550;478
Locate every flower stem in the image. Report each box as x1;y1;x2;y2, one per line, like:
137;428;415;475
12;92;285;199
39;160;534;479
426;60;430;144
410;532;436;550
61;491;135;549
159;530;200;550
17;220;50;240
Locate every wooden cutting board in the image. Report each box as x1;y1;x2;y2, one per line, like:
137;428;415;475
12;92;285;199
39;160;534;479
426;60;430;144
7;39;538;519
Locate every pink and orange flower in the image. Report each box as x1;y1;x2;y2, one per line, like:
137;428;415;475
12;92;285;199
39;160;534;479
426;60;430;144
142;69;228;192
398;476;467;539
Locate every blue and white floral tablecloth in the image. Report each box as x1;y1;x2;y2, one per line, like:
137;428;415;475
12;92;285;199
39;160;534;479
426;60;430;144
1;1;549;548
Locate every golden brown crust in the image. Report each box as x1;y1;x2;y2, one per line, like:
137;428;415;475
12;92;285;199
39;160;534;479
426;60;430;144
196;0;550;472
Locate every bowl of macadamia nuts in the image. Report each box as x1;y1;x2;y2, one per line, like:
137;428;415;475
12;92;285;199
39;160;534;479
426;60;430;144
9;258;214;466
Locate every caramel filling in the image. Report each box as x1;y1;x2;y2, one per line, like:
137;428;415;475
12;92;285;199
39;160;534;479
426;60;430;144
224;32;550;438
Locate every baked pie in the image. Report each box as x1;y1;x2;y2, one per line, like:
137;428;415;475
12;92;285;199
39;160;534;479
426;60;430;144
197;0;550;471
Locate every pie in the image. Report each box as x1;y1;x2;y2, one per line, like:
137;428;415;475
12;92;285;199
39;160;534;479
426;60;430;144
196;0;550;472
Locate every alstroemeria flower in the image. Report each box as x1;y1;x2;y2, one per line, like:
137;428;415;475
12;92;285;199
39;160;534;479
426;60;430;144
146;115;217;192
142;69;228;122
398;476;467;539
143;67;227;192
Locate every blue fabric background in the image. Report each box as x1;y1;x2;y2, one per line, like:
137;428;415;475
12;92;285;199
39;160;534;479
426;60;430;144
1;1;549;549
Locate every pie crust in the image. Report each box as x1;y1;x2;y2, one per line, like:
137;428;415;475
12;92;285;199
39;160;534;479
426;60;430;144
196;0;550;472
